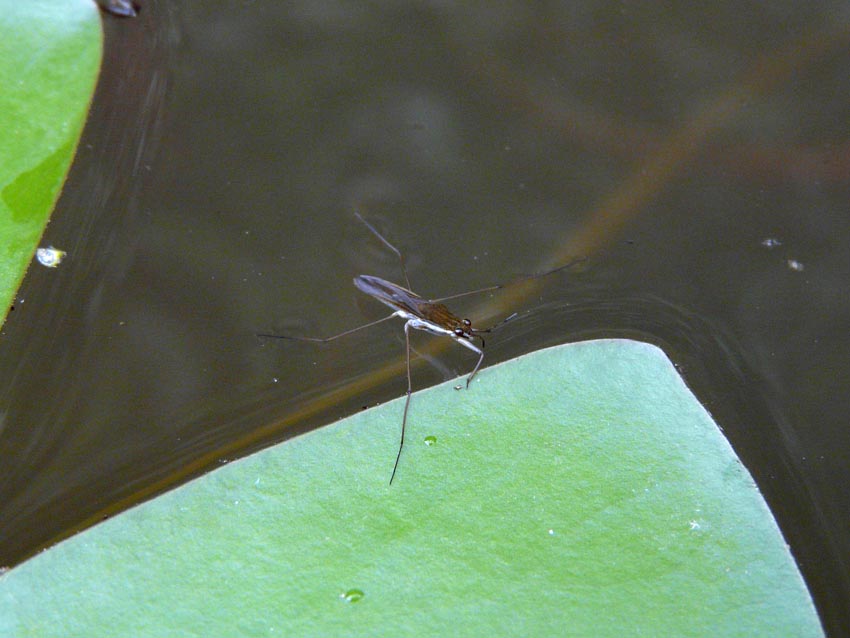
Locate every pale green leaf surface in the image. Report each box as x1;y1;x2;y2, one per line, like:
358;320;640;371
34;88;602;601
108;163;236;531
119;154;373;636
0;340;823;637
0;0;102;325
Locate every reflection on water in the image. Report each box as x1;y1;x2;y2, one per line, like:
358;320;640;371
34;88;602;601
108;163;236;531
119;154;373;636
1;1;849;632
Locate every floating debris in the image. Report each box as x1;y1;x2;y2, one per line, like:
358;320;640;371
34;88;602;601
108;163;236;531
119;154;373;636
787;259;805;272
36;247;67;268
97;0;138;17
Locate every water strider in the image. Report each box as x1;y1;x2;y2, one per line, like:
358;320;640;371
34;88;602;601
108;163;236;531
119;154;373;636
259;212;583;484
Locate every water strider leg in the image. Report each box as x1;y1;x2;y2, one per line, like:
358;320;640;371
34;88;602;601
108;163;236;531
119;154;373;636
389;320;415;484
256;313;397;343
429;257;586;304
354;210;412;291
450;335;485;389
466;342;486;389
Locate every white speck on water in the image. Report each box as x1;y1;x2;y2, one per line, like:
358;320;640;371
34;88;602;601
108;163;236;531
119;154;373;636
787;259;804;271
36;247;67;268
760;237;782;248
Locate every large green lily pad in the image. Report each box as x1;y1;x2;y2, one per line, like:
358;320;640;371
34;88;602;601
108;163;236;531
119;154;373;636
0;0;102;325
0;340;823;636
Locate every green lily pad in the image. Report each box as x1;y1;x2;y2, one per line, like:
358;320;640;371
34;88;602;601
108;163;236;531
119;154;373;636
0;0;102;325
0;340;823;637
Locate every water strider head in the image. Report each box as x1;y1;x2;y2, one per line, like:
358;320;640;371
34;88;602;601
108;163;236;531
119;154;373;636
451;317;484;346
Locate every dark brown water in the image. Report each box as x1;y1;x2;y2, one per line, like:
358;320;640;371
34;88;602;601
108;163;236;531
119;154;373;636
1;2;849;633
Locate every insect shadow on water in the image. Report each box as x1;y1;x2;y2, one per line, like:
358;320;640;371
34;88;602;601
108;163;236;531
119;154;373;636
258;212;584;484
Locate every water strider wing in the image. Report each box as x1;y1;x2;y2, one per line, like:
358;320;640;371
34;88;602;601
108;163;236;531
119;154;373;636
354;275;429;317
354;274;465;332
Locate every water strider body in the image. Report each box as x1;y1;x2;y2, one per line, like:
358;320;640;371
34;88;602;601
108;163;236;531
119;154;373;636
353;274;489;384
259;213;582;484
